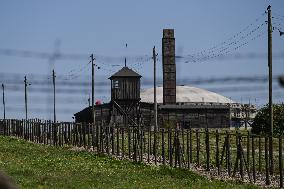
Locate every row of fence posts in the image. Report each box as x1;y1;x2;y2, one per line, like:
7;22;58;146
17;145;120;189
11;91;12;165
0;119;283;188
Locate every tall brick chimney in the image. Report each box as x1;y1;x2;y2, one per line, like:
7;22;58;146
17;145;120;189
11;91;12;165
162;29;176;105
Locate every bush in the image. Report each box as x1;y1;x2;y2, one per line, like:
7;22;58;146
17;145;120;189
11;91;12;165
251;103;284;136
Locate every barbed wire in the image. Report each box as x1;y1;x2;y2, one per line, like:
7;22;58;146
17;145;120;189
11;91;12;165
1;73;283;87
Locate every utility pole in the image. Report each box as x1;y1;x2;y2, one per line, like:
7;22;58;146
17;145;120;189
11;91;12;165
24;76;28;120
91;54;95;126
52;69;56;123
153;46;158;130
2;84;5;120
46;40;60;120
267;5;273;175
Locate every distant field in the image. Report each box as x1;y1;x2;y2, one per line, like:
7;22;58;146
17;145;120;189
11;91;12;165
0;136;258;189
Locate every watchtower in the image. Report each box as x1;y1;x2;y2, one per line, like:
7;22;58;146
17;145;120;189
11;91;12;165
109;66;142;127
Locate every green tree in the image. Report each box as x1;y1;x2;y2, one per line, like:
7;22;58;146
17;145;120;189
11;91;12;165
251;103;284;136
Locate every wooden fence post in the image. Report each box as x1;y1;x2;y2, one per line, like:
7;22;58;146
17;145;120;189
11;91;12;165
182;128;185;166
133;127;137;162
100;124;104;151
239;134;244;180
106;126;110;155
140;128;144;162
265;136;270;185
138;126;143;162
169;128;173;167
79;123;83;147
247;131;250;173
205;128;210;171
154;127;157;165
57;122;60;146
147;127;150;163
186;130;190;169
133;127;136;161
162;128;165;165
86;123;90;148
96;124;99;150
121;128;124;158
259;136;262;172
116;127;120;156
196;129;200;167
53;122;56;146
189;128;192;164
252;135;256;183
174;129;181;168
68;122;71;145
227;131;231;176
174;129;177;168
129;126;132;159
111;126;115;155
216;130;220;175
279;136;283;188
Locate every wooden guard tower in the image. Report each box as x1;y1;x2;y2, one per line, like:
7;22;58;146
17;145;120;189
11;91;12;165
109;66;142;127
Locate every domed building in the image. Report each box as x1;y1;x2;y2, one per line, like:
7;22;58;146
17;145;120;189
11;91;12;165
139;86;232;129
140;86;234;104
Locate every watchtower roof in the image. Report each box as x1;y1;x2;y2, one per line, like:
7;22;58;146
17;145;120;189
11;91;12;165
109;66;142;79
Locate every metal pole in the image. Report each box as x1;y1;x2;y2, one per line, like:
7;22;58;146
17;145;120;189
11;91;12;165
91;54;95;126
2;84;5;120
52;69;56;123
267;5;274;175
153;46;158;130
24;76;27;120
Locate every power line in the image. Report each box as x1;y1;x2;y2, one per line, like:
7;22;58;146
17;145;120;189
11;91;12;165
183;22;267;63
184;13;266;61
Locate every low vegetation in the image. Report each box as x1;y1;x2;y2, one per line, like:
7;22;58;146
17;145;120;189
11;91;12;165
251;103;284;136
0;136;258;188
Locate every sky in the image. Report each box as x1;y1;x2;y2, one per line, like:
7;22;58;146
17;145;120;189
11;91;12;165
0;0;283;121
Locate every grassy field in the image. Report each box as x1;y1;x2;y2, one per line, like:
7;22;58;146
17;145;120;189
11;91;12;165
0;136;259;189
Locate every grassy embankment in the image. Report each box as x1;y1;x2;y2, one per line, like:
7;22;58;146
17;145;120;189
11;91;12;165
0;136;258;189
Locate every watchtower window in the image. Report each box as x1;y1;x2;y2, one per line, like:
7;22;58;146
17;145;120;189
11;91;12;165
114;80;119;89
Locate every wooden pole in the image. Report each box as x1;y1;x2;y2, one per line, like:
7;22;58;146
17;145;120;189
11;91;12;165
52;70;56;123
91;54;96;127
24;76;28;120
267;5;274;175
153;46;158;130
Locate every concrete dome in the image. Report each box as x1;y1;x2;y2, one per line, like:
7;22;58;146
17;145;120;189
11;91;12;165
140;85;234;104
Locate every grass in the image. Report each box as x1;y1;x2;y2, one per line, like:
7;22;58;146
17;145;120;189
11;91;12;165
0;136;260;189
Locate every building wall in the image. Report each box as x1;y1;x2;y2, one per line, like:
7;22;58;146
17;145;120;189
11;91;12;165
140;103;231;129
75;102;256;129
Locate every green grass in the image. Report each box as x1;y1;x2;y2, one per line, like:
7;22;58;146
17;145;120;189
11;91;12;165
0;136;259;189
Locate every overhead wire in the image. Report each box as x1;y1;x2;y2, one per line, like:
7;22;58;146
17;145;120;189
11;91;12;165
184;13;266;60
183;21;267;63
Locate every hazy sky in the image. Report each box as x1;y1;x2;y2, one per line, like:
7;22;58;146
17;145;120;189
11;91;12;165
0;1;283;121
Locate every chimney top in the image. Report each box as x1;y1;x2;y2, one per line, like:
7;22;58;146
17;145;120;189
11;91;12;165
163;29;174;38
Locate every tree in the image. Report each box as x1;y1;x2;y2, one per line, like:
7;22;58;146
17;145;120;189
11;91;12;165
251;103;284;136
